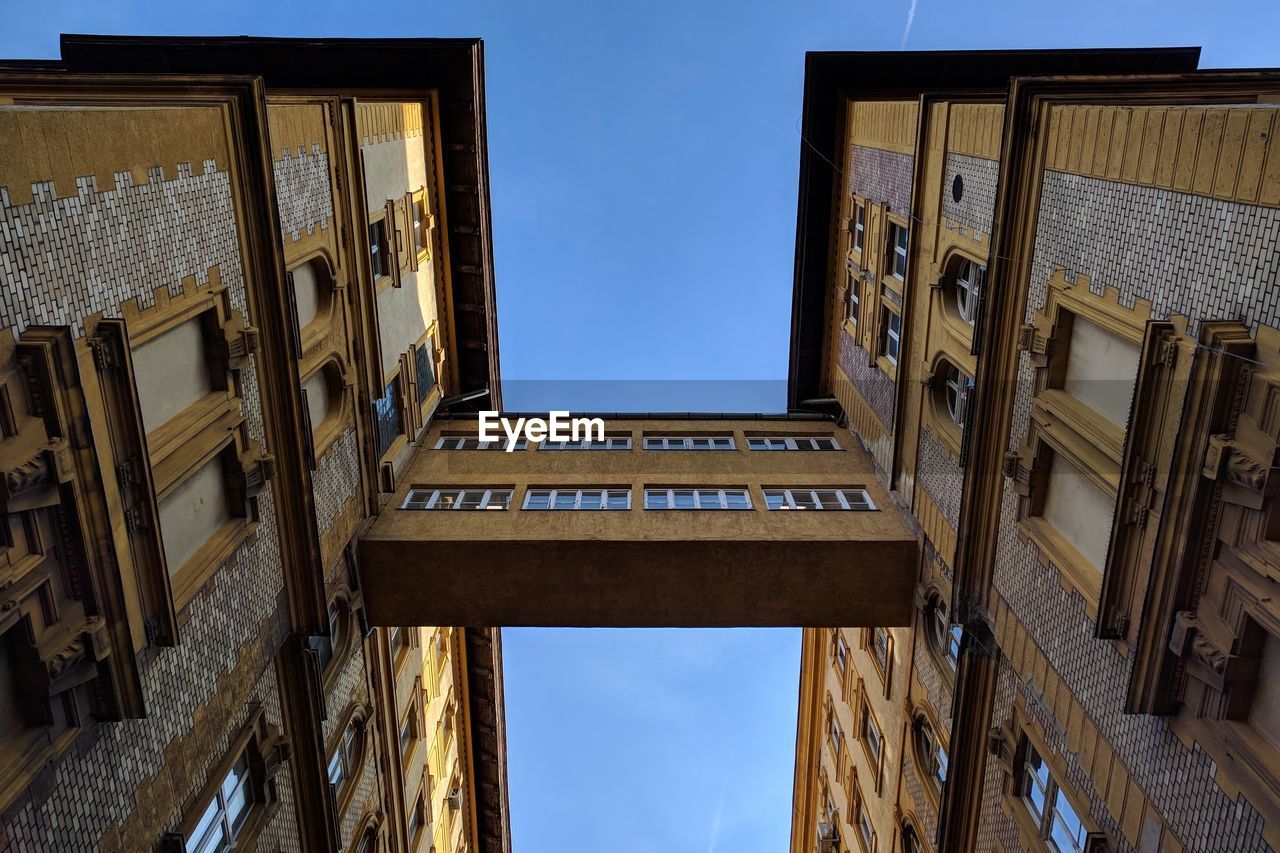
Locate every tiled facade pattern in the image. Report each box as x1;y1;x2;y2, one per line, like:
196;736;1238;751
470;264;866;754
986;171;1280;852
0;163;245;338
902;750;940;845
940;152;999;239
915;425;963;531
838;328;895;430
849;145;914;214
313;422;362;536
273;144;335;243
0;159;295;851
914;641;955;742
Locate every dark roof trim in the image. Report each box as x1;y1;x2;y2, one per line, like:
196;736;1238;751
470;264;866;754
436;411;840;421
787;47;1201;409
55;34;502;412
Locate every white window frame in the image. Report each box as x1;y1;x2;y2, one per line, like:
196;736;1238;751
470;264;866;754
185;754;253;853
889;222;909;280
522;488;631;510
955;258;983;325
643;487;752;510
642;435;736;450
402;487;513;510
747;436;841;451
847;275;861;329
538;435;632;450
1021;742;1088;851
943;363;970;429
762;488;875;511
862;704;883;766
881;307;901;365
434;435;527;451
853;202;866;253
871;626;889;673
834;631;850;673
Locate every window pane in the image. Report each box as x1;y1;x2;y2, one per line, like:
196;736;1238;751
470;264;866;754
724;491;750;510
579;491;604;510
553;492;577;510
673;490;696;509
645;490;669;509
765;491;786;510
792;491;818;510
525;491;551;510
606;491;630;510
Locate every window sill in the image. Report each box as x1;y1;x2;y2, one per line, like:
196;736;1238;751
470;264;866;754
170;517;256;612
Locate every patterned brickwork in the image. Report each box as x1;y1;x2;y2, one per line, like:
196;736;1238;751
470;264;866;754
915;425;963;532
941;153;999;239
0;165;244;339
914;643;955;740
903;750;940;844
989;170;1280;853
273;144;334;243
0;160;294;851
838;329;895;430
849;145;914;213
314;426;363;536
978;664;1022;852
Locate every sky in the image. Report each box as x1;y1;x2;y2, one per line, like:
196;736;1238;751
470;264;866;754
3;2;1280;851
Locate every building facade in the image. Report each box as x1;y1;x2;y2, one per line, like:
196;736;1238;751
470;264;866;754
0;37;508;853
789;51;1280;853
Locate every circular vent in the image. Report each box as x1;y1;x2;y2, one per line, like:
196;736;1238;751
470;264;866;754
952;174;964;203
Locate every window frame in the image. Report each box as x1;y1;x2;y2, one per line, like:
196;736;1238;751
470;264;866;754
642;435;736;451
762;488;876;511
402;487;514;511
853;201;866;254
522;488;631;511
538;435;632;450
887;220;909;281
879;304;902;369
746;435;842;451
642;487;752;510
1014;738;1091;852
434;435;528;451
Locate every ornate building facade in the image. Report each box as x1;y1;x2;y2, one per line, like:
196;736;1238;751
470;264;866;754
0;37;507;853
789;50;1280;853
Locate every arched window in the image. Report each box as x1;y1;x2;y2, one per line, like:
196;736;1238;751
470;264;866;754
952;257;984;325
926;593;961;672
913;715;948;791
931;359;972;439
901;821;922;853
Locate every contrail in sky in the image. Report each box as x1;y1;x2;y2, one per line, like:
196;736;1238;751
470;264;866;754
706;787;726;853
901;0;919;47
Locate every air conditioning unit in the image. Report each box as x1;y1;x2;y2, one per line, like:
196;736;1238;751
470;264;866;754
817;822;839;853
447;787;463;810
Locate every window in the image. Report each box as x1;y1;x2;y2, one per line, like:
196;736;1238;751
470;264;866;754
399;710;415;760
888;222;909;280
953;258;984;325
870;627;889;675
827;708;844;758
913;716;947;791
414;341;436;405
927;595;961;672
763;488;875;511
1019;741;1088;852
327;717;362;799
747;436;841;451
933;360;972;433
643;435;735;450
407;794;424;845
854;785;876;852
523;488;631;510
389;627;408;669
402;488;513;510
860;699;882;768
368;219;390;281
186;754;253;853
539;435;631;450
846;275;862;329
643;488;751;510
853;203;866;253
1060;312;1141;428
411;193;431;257
1037;450;1113;575
434;436;526;451
373;378;403;460
834;631;849;674
901;823;922;853
881;307;901;365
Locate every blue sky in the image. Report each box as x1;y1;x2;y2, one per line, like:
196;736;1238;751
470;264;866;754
4;2;1280;851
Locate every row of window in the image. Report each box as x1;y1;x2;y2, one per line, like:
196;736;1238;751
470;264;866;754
432;434;841;452
402;486;877;512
